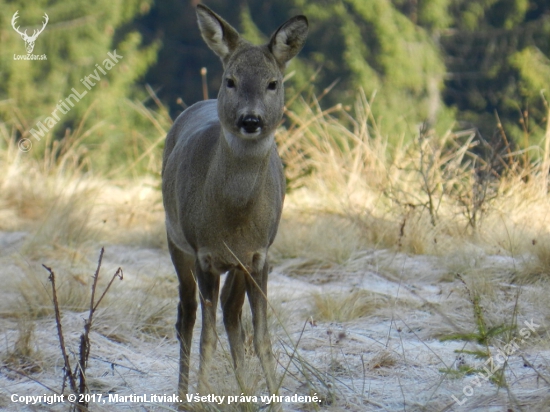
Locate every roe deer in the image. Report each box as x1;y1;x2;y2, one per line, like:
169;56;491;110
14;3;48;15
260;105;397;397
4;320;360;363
162;4;308;401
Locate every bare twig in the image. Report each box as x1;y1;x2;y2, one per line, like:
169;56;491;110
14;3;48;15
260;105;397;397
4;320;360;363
92;266;123;312
3;365;63;396
77;248;105;397
77;248;123;407
89;355;147;375
43;248;123;410
520;355;550;387
201;67;208;100
43;264;77;393
418;122;439;227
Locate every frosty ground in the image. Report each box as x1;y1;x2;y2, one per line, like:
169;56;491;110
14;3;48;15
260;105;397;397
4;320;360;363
1;226;549;411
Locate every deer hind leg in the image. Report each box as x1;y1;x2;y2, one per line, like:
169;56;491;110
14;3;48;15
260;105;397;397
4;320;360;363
168;238;197;400
195;261;220;394
245;260;279;396
221;268;246;387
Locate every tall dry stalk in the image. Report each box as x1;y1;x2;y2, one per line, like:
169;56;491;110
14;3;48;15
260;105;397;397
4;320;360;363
541;92;550;193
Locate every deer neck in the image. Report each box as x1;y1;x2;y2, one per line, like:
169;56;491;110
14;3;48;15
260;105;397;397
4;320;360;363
207;129;274;210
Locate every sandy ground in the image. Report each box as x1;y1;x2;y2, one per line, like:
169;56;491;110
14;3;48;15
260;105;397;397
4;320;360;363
0;231;549;411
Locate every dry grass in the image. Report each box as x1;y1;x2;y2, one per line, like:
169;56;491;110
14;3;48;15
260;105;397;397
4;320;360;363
279;91;550;259
94;178;167;249
0;99;168;257
1;320;42;374
521;234;550;283
0;92;549;410
367;349;397;370
272;212;367;266
5;258;92;320
103;276;177;340
311;289;389;322
2;89;549;263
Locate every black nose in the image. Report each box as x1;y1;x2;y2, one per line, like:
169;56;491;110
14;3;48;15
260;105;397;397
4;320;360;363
238;114;263;133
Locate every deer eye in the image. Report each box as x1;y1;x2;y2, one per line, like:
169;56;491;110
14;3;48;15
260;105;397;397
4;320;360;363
267;81;278;91
226;78;235;88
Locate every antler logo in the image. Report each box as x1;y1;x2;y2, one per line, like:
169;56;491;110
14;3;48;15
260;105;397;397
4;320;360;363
11;10;49;54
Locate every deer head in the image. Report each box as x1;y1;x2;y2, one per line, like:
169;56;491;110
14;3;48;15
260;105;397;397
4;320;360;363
12;11;49;54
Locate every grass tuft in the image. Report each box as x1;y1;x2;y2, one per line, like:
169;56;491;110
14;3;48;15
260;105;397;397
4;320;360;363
2;320;42;374
311;289;388;322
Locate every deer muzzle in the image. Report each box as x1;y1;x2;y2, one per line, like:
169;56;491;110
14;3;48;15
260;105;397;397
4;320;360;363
237;114;263;135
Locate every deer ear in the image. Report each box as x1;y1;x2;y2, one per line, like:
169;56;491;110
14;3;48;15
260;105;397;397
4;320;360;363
196;5;240;63
268;15;308;68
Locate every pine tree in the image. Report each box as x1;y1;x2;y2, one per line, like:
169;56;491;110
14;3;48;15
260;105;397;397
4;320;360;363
1;0;159;166
441;0;550;143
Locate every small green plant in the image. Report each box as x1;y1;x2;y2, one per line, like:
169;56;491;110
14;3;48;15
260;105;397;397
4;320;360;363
439;274;514;387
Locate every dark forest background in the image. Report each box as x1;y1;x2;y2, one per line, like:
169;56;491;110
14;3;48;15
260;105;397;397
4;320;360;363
1;0;549;166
